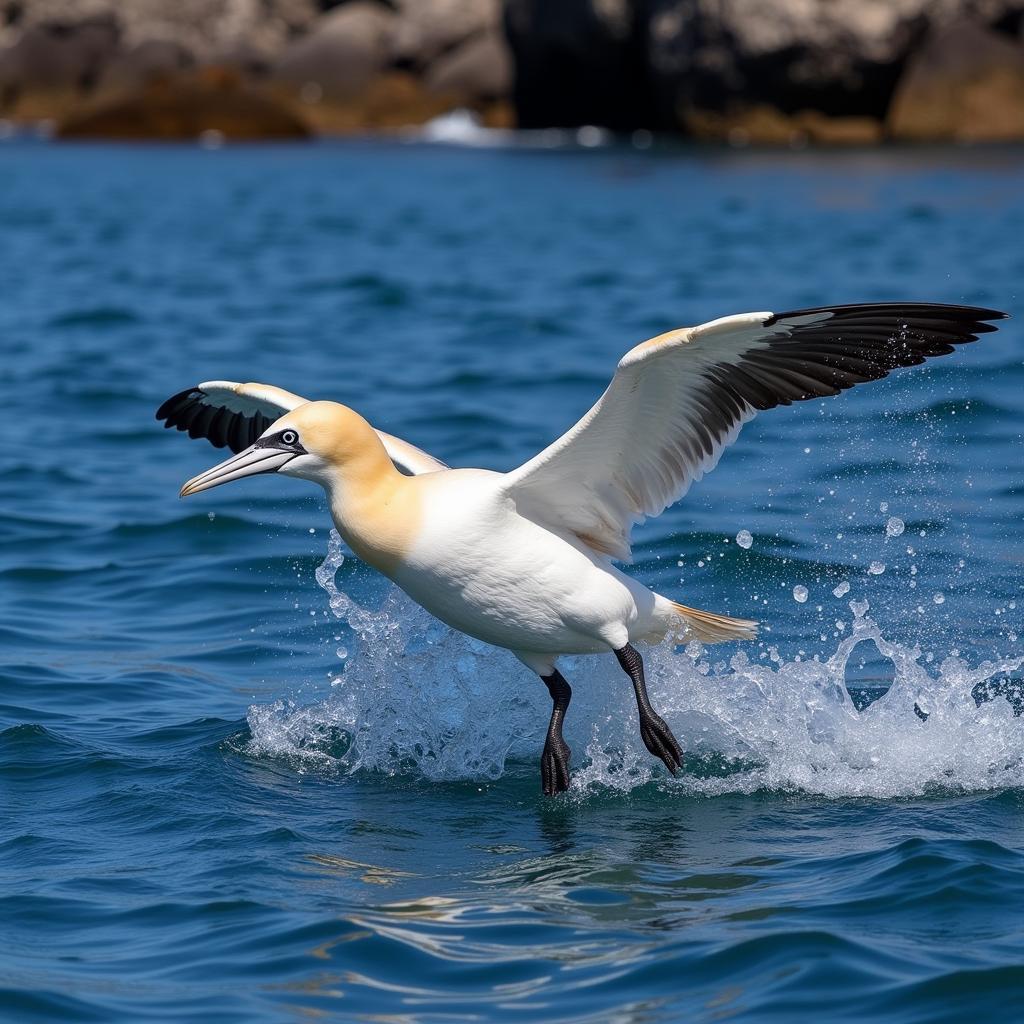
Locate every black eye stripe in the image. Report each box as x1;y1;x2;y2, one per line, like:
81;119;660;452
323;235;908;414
255;429;306;453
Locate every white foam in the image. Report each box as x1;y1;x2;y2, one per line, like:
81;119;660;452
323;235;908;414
406;109;582;150
245;532;1024;799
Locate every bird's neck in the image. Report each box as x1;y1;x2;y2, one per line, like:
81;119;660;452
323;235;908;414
324;447;420;578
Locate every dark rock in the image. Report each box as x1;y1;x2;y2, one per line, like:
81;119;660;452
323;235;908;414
506;0;1024;137
644;0;953;132
504;0;654;130
888;18;1024;141
56;67;310;140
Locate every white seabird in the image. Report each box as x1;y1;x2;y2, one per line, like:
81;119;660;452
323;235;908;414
158;302;1006;794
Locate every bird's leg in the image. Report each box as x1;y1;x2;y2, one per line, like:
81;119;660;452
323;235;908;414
540;670;572;796
614;644;683;775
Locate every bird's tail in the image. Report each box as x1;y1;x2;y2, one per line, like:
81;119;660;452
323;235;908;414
669;601;759;644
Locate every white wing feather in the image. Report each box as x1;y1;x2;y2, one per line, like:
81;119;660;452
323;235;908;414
501;303;998;560
501;315;776;560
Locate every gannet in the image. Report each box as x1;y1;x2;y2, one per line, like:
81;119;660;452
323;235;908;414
158;302;1005;794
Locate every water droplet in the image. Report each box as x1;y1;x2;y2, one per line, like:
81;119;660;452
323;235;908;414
832;581;850;597
793;585;809;603
736;529;753;549
880;501;889;512
868;561;886;575
933;592;945;605
336;646;348;660
885;517;905;537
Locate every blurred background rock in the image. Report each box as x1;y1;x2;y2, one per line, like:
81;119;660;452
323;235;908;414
1;0;1024;142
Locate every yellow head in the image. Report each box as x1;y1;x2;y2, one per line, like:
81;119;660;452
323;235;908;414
179;401;393;497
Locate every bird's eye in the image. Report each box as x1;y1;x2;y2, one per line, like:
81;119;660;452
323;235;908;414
281;430;298;446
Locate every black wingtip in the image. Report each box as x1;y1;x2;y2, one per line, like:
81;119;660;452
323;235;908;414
156;384;264;454
156;387;201;422
767;301;1008;327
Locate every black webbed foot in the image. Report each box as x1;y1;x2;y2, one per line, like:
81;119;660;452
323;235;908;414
540;669;572;796
638;708;683;775
615;643;684;778
541;734;572;795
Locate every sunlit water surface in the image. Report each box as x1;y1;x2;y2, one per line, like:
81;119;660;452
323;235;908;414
2;138;1024;1022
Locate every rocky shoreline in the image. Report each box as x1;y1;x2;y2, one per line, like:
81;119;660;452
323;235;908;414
2;0;1024;143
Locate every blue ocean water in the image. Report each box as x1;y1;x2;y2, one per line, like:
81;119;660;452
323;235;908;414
2;136;1024;1022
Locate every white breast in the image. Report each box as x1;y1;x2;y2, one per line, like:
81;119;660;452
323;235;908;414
391;470;655;655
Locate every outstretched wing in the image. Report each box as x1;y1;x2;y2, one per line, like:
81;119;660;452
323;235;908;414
157;381;306;453
156;380;446;476
502;303;1006;561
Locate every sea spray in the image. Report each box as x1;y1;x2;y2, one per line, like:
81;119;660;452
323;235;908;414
247;531;1024;798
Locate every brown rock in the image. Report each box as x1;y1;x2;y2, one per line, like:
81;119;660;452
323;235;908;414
795;111;883;145
888;19;1024;141
683;104;883;145
425;31;511;101
56;68;310;140
272;3;396;100
282;70;457;135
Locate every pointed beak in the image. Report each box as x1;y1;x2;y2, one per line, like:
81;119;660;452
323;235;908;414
180;444;296;498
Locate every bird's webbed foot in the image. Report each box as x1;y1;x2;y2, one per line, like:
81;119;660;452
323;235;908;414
637;707;683;775
615;642;684;777
540;669;572;796
541;732;572;796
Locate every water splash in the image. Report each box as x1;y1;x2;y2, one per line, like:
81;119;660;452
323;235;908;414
248;531;538;780
246;532;1024;799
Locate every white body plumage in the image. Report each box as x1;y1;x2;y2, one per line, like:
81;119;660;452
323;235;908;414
376;468;671;673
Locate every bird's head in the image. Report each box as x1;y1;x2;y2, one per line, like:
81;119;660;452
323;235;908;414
179;401;385;497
